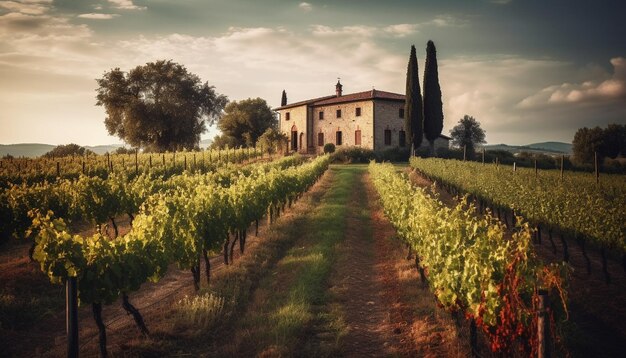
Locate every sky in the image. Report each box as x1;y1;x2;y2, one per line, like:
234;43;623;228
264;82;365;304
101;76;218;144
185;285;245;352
1;0;625;146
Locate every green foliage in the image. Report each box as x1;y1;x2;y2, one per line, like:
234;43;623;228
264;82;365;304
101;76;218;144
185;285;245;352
449;115;486;160
43;144;93;158
572;123;626;164
423;40;444;153
323;143;335;154
114;147;136;155
96;60;228;152
404;45;424;152
331;147;374;163
257;128;288;154
216;98;277;148
370;162;566;353
409;157;626;253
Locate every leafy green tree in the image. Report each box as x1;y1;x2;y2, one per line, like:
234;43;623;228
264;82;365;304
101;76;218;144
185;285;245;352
572;124;626;164
404;45;424;154
423;40;444;155
216;98;277;148
449;115;486;160
257;127;288;154
96;60;227;152
43;144;94;158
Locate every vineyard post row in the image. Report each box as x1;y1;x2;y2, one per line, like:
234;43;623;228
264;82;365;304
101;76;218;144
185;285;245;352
30;154;331;357
368;162;567;356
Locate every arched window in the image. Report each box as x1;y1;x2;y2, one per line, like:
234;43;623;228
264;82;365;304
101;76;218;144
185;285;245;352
336;131;343;145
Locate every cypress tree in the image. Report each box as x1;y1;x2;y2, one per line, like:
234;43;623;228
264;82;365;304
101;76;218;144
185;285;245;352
281;90;287;106
404;45;423;154
423;40;444;155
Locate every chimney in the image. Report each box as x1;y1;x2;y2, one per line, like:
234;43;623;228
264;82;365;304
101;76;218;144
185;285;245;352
335;79;343;97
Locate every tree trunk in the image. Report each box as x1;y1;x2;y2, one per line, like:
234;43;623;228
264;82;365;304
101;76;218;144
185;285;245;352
122;294;149;336
109;217;118;238
92;303;108;358
203;249;211;286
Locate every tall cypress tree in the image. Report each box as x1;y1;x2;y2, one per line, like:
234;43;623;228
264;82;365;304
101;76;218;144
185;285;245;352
423;40;444;155
404;45;423;154
281;90;287;106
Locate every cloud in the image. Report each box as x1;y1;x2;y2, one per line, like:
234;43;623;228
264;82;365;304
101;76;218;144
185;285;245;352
298;2;312;12
426;15;469;28
107;0;145;10
518;57;626;109
383;24;418;37
0;0;50;15
78;13;119;20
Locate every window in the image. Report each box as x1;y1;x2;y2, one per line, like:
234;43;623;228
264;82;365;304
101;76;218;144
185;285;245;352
319;111;324;120
355;130;362;145
384;129;392;145
399;130;406;147
356;107;362;117
286;112;290;121
336;131;343;145
399;108;404;118
318;132;324;146
336;109;342;118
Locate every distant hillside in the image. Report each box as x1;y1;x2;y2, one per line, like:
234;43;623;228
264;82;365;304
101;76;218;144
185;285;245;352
0;143;55;157
483;141;572;155
0;143;124;158
200;138;213;149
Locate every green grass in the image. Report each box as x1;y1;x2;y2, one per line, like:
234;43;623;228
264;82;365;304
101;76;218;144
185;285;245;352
233;165;363;356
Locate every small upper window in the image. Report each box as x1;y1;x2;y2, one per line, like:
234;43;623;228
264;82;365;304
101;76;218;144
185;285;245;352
319;111;324;120
399;108;404;118
286;112;290;121
336;109;342;118
356;107;362;117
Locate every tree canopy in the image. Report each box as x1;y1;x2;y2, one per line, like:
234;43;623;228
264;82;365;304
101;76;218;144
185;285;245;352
572;124;626;164
257;127;288;154
449;115;486;160
43;144;94;158
404;45;424;153
96;60;227;152
213;98;277;148
423;40;444;154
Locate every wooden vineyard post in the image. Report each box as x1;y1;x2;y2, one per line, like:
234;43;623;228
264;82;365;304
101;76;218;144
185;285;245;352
149;155;152;168
135;149;138;175
56;161;60;177
537;290;549;358
463;145;466;161
193;153;196;170
106;152;110;173
513;162;516;172
82;160;85;175
66;277;79;358
162;154;165;167
482;148;485;164
560;155;564;181
594;151;599;185
534;159;538;177
184;155;187;171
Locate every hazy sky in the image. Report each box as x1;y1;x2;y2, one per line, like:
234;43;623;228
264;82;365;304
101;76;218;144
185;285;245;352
1;0;625;146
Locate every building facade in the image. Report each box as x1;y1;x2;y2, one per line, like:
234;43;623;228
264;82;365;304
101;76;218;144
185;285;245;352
275;81;450;154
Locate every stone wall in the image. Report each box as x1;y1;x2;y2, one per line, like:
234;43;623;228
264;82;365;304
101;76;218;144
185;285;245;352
278;105;308;152
373;100;406;151
311;100;374;153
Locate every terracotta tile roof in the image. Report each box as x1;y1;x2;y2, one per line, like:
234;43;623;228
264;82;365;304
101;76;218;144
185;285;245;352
313;89;405;106
273;89;405;110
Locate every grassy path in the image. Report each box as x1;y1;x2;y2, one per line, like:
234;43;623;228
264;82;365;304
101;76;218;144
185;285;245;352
210;165;466;357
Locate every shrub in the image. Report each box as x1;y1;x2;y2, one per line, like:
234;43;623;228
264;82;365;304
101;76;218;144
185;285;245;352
331;147;374;163
323;143;335;154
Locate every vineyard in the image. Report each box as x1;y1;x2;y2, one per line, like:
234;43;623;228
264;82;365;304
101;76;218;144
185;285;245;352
1;153;625;356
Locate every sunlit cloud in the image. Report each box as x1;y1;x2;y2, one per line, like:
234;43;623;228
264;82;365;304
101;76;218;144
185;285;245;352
107;0;146;11
0;0;50;15
78;13;119;20
518;57;626;109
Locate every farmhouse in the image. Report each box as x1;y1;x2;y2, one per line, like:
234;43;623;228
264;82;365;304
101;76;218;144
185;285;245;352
274;80;450;154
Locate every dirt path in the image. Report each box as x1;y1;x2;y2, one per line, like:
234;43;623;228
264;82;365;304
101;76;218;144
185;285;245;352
407;166;626;357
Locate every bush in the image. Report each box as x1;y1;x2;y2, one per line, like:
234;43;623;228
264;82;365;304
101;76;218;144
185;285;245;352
42;144;93;158
323;143;335;154
331;147;374;163
375;147;410;162
114;147;136;155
